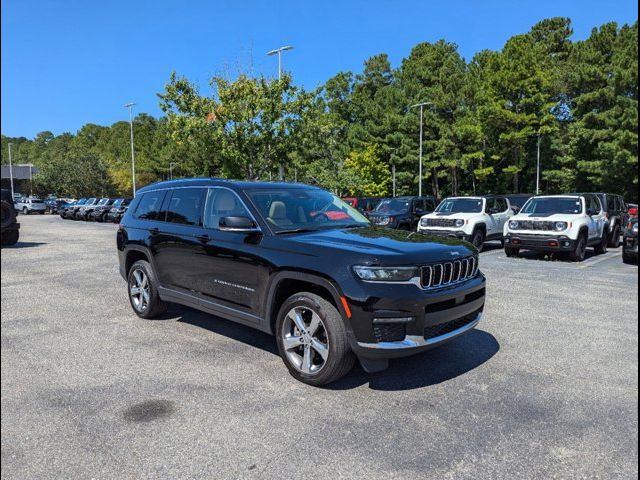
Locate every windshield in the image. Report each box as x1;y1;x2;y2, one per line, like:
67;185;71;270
97;198;109;205
521;197;583;215
112;199;123;207
436;198;483;213
30;199;44;204
247;187;369;232
374;198;410;214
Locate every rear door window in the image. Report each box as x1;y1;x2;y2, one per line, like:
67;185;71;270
165;188;206;226
133;191;167;221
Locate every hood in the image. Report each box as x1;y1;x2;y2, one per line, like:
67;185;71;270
511;212;578;222
278;226;475;264
422;212;481;221
368;210;407;218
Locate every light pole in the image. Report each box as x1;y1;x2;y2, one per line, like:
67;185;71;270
29;164;33;196
7;143;15;199
267;45;294;80
409;102;433;197
124;102;137;196
169;162;177;180
535;133;541;195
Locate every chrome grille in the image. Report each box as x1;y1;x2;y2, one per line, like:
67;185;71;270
517;220;555;231
420;256;478;289
426;218;456;227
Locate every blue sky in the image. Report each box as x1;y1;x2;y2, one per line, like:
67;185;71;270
1;0;637;138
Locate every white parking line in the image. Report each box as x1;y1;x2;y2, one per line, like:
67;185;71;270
579;251;622;268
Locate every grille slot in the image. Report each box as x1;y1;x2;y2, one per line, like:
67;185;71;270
420;256;478;289
423;310;480;340
373;323;406;342
426;218;457;227
517;220;555;231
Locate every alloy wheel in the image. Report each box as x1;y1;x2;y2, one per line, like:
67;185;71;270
129;268;150;312
281;306;329;375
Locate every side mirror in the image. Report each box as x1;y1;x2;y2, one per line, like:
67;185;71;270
219;216;259;232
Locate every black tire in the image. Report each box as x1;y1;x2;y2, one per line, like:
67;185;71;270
127;260;168;319
470;228;485;252
22;207;28;215
39;211;45;215
608;225;621;248
505;246;519;257
622;253;635;264
1;200;16;228
594;230;608;255
569;234;587;262
275;292;355;386
1;229;19;246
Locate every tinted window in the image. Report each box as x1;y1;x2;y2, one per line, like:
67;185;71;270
134;191;166;220
436;198;483;213
375;198;411;214
165;188;205;226
495;198;508;212
521;197;583;215
425;199;436;211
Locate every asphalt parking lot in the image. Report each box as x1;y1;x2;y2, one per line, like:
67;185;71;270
2;215;638;479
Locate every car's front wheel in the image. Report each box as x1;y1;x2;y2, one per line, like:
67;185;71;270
22;207;28;215
569;234;587;262
608;225;621;248
594;230;608;255
276;292;355;386
505;246;519;257
471;228;485;252
127;260;168;319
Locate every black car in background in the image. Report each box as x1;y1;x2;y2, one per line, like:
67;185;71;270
47;199;71;214
74;197;101;220
367;196;437;230
505;194;533;213
622;217;637;264
572;192;627;247
117;179;485;385
60;198;87;219
87;198;118;222
104;198;132;223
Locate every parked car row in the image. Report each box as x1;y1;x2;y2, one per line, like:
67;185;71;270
59;197;132;223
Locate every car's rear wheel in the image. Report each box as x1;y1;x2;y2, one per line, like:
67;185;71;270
622;252;635;264
276;292;355;386
569;234;587;262
594;230;608;255
608;225;621;248
1;229;19;246
127;260;168;319
505;246;519;257
471;228;485;252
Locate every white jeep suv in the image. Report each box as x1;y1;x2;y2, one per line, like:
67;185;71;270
503;194;610;262
418;195;514;251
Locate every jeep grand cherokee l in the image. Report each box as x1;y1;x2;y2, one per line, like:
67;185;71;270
117;179;485;386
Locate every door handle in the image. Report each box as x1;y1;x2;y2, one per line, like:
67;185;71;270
196;234;211;243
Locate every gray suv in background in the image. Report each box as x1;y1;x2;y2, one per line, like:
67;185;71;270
15;197;47;215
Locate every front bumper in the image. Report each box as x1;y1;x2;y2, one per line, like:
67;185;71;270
504;233;574;251
346;274;485;360
418;228;469;240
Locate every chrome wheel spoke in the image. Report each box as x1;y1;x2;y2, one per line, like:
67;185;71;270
308;313;321;336
301;345;313;374
133;270;143;287
289;309;307;333
130;286;141;295
310;339;329;360
283;335;303;351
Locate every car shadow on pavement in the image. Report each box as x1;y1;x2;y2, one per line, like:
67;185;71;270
2;241;47;249
175;305;499;391
329;329;500;391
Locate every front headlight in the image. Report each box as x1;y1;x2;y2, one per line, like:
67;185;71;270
554;221;568;231
420;217;429;227
353;266;418;282
633;223;638;233
509;220;519;230
454;219;465;228
377;216;390;226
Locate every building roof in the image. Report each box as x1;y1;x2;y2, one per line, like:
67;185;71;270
1;165;38;180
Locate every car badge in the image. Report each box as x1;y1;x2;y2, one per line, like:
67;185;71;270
451;251;460;256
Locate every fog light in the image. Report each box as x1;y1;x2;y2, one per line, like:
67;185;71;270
505;238;510;243
512;239;521;245
563;241;571;247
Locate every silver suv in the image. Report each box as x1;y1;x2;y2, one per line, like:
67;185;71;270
15;197;46;215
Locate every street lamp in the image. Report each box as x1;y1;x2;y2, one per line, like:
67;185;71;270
124;102;137;196
536;133;541;195
7;143;15;199
267;45;294;80
409;102;433;197
169;162;177;180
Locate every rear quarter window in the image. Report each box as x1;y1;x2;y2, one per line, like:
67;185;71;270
133;191;166;221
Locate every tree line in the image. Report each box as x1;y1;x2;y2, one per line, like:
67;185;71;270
1;18;637;201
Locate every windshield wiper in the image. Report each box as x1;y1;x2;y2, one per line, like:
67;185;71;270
275;228;318;235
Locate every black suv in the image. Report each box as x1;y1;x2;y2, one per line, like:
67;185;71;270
367;196;437;230
572;193;627;247
104;198;133;223
117;179;485;386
